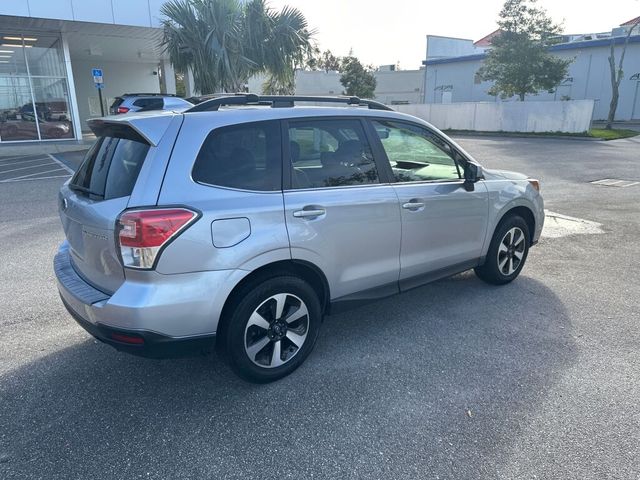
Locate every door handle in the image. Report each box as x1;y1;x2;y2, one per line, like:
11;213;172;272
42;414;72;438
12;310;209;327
402;201;425;211
293;208;326;218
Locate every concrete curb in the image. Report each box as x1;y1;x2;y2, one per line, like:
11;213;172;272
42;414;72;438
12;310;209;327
0;141;92;158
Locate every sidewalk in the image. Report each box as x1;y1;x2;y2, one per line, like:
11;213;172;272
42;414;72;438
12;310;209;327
0;134;95;158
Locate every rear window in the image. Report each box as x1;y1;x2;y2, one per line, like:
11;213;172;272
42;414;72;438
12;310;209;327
192;121;281;191
70;136;150;200
133;98;164;110
109;97;124;109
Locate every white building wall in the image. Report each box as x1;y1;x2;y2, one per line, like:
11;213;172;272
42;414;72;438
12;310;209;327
1;0;165;27
424;41;640;121
426;36;482;60
249;69;424;103
374;70;424;104
396;100;595;133
71;59;161;130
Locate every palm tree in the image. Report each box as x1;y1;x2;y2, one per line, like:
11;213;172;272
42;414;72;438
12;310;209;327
161;0;313;94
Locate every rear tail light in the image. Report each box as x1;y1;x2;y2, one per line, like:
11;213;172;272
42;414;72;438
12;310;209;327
117;106;130;114
117;208;198;269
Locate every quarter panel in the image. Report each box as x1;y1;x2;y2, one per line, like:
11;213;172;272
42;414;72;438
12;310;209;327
155;114;290;274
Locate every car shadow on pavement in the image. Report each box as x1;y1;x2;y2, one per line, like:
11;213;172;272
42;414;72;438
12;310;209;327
0;272;574;479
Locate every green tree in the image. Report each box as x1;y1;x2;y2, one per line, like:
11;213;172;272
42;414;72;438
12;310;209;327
319;50;342;72
161;0;312;94
339;56;376;98
478;0;572;101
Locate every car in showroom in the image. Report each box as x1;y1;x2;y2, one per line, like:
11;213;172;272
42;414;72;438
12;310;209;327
54;94;544;382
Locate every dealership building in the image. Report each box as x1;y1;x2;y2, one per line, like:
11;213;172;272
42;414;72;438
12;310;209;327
0;0;177;143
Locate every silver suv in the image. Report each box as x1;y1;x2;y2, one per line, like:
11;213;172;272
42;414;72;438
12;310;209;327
109;93;192;115
54;95;544;382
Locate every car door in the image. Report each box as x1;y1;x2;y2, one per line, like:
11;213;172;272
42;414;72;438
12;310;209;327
368;119;489;291
283;117;402;302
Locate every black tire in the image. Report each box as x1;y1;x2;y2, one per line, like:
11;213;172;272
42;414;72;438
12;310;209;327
474;215;530;285
224;276;322;383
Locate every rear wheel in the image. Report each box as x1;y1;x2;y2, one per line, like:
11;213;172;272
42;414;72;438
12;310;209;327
224;276;321;383
475;215;530;285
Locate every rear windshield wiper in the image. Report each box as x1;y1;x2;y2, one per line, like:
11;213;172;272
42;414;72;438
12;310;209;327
69;183;104;198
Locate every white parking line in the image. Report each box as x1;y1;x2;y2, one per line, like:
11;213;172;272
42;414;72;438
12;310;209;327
0;154;49;162
0;156;50;166
0;167;69;183
47;154;75;174
0;174;70;183
0;162;54;175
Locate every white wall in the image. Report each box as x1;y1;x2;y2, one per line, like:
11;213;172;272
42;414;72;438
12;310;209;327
426;36;481;60
396;100;595;133
249;69;424;103
71;59;161;130
1;0;165;27
424;41;640;121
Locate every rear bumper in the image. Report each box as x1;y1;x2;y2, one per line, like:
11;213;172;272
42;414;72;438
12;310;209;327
53;242;242;358
59;295;214;358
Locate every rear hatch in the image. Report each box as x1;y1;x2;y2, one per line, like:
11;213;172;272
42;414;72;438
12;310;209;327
59;125;151;294
109;97;125;114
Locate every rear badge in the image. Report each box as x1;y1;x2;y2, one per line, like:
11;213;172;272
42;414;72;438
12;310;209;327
82;229;108;242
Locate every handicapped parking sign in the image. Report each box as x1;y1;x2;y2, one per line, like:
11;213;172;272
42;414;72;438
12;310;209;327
92;68;103;88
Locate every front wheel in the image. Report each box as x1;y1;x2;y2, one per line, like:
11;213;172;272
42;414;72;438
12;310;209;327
475;215;530;285
224;276;322;383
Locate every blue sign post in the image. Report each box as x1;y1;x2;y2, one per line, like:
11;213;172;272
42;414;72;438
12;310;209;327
92;68;105;116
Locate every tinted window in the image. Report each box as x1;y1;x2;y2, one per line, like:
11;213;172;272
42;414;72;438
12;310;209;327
192;121;281;191
372;120;461;182
110;97;124;109
288;119;379;189
133;97;164;110
70;136;149;200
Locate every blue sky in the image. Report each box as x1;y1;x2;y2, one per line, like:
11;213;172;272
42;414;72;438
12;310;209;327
269;0;640;69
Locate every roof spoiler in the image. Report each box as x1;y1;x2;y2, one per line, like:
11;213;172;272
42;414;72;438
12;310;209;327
87;115;175;147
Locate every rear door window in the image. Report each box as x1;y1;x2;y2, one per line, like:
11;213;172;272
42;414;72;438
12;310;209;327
287;119;379;189
70;135;150;200
192;121;282;191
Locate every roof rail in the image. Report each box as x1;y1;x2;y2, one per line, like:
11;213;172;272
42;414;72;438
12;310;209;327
185;94;393;113
122;93;179;97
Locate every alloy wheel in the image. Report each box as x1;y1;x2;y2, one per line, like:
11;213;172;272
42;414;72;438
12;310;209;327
244;293;309;368
497;227;526;276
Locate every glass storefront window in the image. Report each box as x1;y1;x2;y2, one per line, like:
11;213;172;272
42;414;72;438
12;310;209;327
0;77;38;141
26;36;66;77
31;78;74;139
0;33;75;142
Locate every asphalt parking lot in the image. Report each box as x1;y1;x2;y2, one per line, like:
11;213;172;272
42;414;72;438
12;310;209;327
1;135;639;479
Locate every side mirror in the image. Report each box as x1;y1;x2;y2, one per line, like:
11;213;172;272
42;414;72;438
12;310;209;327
463;163;482;192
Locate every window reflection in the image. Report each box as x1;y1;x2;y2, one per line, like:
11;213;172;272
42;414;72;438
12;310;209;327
0;77;38;141
0;33;74;142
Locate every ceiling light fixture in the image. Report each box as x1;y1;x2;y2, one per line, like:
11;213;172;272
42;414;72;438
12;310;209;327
4;36;37;41
1;43;31;48
0;50;14;53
